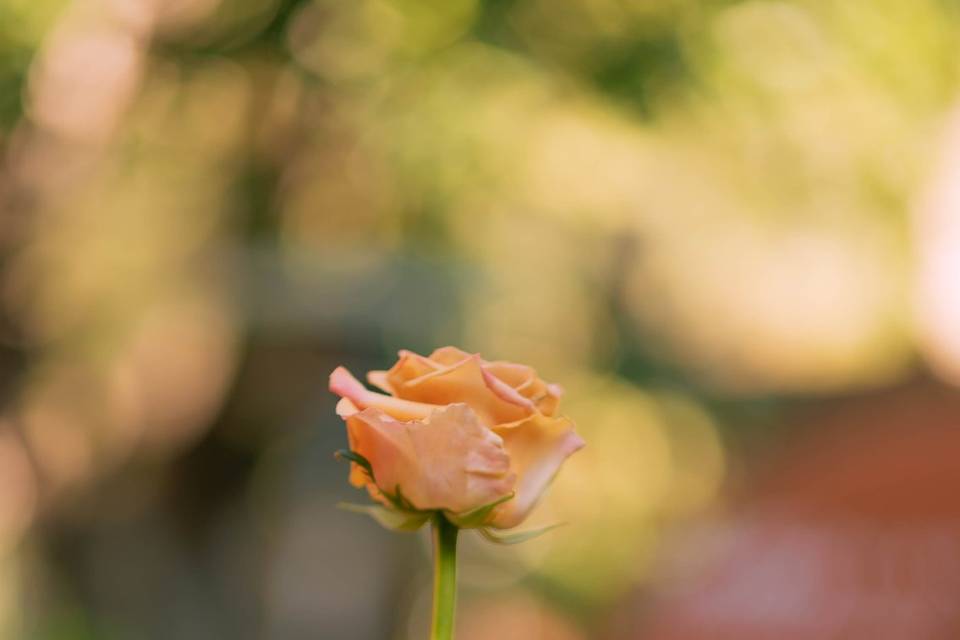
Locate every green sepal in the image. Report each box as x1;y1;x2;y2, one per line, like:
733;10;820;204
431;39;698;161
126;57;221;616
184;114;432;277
445;493;515;529
337;503;431;532
334;449;375;483
478;522;565;545
383;485;419;512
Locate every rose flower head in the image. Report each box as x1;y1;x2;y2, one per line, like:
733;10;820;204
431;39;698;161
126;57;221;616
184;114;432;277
329;347;584;532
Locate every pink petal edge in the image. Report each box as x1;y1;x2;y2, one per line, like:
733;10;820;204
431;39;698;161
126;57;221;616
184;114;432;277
329;366;440;421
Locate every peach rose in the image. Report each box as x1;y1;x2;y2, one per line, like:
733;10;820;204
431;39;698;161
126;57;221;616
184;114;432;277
330;347;584;529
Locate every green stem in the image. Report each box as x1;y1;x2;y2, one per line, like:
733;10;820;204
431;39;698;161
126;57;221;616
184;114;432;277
430;513;459;640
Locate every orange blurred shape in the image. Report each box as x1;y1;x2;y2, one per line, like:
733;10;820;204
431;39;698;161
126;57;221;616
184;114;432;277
21;390;95;494
616;383;960;640
458;594;585;640
0;428;38;554
28;23;143;143
13;296;236;504
113;299;237;454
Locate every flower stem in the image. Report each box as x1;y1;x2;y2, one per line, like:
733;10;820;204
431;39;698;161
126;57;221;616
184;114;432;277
430;513;459;640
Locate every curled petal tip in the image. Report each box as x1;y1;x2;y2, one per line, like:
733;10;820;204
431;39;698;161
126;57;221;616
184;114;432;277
330;364;439;421
330;366;366;399
336;397;360;418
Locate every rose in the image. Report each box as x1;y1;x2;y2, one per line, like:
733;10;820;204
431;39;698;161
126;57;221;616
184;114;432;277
329;347;584;529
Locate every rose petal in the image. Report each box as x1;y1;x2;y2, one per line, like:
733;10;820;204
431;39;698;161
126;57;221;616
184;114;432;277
335;397;368;486
330;366;439;421
489;414;585;529
482;361;534;388
344;404;516;513
336;397;360;417
366;370;394;394
382;349;441;391
480;367;537;411
393;354;534;425
484;361;563;416
429;346;473;365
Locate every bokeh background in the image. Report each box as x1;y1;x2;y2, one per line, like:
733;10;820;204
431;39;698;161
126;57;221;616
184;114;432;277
3;0;960;638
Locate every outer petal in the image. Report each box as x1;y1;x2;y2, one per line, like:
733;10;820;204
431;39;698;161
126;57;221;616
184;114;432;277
336;398;370;487
345;404;516;513
330;366;439;421
489;414;585;529
390;353;534;426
